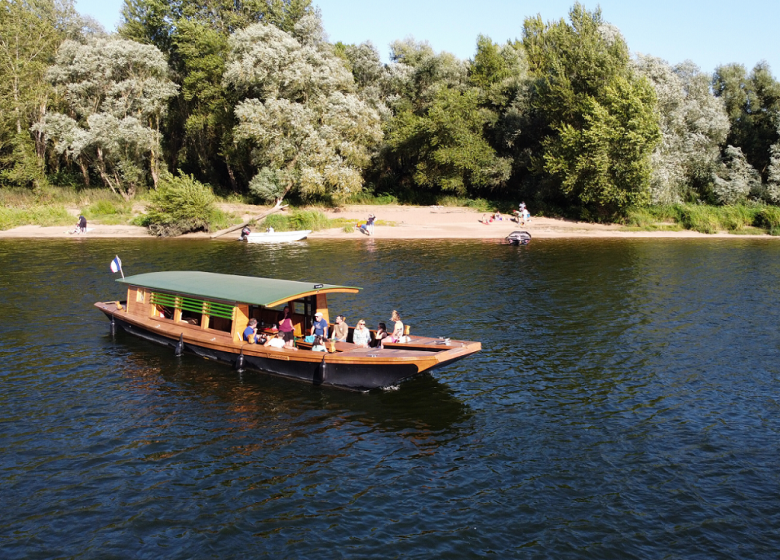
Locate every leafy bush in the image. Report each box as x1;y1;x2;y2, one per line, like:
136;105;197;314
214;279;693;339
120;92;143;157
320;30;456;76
344;191;399;205
262;209;332;232
755;207;780;235
144;174;216;237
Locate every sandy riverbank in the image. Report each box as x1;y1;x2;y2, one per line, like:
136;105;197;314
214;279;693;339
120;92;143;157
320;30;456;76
0;204;775;239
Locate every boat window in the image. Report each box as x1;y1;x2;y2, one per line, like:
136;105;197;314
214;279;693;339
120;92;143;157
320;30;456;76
180;309;201;326
149;292;234;330
208;316;232;333
155;304;174;320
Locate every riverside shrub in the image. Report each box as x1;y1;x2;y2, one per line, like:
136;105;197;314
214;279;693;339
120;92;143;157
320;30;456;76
144;174;216;237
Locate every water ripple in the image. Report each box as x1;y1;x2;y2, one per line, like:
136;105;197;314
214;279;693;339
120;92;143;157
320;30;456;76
1;238;780;558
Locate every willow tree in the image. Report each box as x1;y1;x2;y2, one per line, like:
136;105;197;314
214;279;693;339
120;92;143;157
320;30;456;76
223;17;382;203
36;37;178;198
634;56;729;204
713;62;780;181
119;0;314;189
522;4;660;217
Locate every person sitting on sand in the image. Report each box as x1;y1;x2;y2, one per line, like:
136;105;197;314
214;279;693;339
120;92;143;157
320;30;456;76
481;214;493;225
352;319;371;347
359;214;376;235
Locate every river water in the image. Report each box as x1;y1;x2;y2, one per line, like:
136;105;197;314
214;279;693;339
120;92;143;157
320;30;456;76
1;237;779;558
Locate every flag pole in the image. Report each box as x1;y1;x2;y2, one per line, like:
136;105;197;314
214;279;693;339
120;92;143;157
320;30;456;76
117;255;124;279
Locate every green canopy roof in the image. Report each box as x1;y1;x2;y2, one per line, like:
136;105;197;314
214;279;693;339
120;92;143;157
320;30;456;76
118;271;360;307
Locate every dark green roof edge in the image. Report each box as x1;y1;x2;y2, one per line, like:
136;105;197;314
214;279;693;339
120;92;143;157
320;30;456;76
117;271;360;307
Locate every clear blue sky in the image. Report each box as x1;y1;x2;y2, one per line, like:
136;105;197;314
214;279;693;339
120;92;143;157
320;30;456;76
75;0;779;76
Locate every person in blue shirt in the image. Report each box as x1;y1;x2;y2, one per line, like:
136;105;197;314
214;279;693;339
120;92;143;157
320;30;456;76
311;311;329;339
243;318;258;342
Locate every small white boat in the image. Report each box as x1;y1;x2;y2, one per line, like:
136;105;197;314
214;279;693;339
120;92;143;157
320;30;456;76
245;230;311;243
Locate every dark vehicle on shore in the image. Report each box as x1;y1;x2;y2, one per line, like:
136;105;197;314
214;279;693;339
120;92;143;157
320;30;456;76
506;231;532;245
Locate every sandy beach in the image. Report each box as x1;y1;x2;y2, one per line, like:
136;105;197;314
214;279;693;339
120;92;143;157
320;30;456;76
0;204;775;239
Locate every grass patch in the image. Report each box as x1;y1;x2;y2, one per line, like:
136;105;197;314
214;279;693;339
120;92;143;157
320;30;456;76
81;198;134;225
344;192;399;205
263;210;332;232
0;205;74;230
624;203;779;235
209;208;243;231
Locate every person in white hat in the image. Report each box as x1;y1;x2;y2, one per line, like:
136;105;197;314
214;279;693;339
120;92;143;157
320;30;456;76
311;311;329;340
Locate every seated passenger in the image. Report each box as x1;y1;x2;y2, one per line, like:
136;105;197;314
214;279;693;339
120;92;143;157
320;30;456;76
311;336;327;352
243;318;258;342
311;311;329;340
382;310;404;347
333;315;349;342
371;322;388;348
264;331;287;349
352;319;371;348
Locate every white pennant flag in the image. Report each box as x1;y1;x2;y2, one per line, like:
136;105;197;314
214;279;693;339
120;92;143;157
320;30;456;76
110;255;123;278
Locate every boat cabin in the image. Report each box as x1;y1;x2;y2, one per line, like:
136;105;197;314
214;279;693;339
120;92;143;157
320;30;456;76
117;271;360;342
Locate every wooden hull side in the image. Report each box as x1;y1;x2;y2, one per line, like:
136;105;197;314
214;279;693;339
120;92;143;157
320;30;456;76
99;307;445;391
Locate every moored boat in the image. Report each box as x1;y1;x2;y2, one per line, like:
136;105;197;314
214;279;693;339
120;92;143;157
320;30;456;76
95;272;481;391
245;230;311;243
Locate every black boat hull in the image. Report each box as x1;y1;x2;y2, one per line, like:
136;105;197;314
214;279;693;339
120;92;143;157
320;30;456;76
106;313;422;391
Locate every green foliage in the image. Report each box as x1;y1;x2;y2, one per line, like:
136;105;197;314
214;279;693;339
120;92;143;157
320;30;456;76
755;206;780;234
625;203;780;234
144;173;216;236
81;198;133;224
713;62;780;182
0;0;63;188
344;191;399;205
248;167;290;204
522;3;660;217
226;22;382;203
119;0;316;191
37;37;178;199
0;204;73;230
262;209;331;231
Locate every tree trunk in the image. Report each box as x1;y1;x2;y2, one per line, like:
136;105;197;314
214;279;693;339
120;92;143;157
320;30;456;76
210;201;287;239
227;163;238;192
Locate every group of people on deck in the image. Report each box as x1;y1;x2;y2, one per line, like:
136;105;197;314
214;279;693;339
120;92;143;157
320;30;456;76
242;307;405;350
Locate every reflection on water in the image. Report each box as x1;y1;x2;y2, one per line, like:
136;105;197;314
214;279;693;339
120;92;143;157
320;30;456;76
1;237;780;558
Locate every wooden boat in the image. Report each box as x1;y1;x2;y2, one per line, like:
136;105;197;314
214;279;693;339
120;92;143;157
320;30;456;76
245;230;311;243
95;272;481;391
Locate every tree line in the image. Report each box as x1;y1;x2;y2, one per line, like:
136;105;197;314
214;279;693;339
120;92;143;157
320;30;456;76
2;0;779;218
